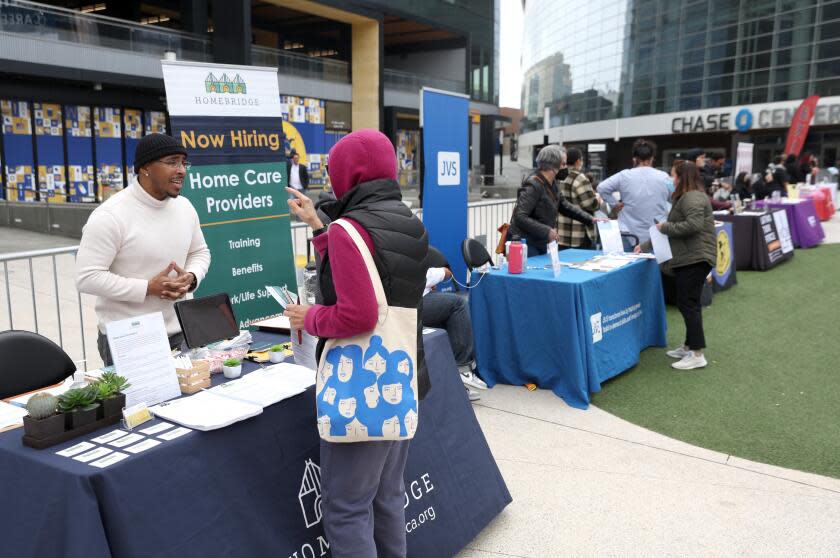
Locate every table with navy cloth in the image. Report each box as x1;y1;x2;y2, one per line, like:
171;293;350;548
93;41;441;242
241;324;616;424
715;210;795;271
0;329;511;558
470;249;667;409
752;199;825;248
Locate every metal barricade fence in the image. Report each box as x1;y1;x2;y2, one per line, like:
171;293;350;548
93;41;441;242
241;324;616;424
1;198;515;369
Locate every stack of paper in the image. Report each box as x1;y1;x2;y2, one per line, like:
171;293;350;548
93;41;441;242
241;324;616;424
208;363;314;407
208;330;253;351
151;391;263;431
0;401;28;430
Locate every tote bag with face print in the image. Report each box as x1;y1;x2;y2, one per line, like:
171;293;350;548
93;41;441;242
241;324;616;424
315;219;419;443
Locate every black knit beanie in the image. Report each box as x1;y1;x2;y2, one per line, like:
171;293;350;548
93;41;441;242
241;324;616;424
134;133;188;174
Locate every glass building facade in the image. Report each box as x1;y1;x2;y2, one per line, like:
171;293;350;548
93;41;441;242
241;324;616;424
522;0;840;131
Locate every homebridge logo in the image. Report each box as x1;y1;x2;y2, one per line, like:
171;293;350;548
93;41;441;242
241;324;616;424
299;459;322;528
194;72;259;107
205;72;247;94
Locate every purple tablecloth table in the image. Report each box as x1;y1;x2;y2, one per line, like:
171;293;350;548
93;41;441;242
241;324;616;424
752;199;824;248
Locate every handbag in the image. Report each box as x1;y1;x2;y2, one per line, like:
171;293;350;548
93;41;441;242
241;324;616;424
315;219;419;443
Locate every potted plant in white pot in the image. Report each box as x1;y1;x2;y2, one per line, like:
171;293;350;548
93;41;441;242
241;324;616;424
222;358;242;379
269;344;286;363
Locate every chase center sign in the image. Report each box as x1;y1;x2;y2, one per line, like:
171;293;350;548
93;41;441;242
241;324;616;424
670;96;840;134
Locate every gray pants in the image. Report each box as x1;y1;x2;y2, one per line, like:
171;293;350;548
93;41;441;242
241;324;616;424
97;331;185;367
320;439;411;558
421;292;474;366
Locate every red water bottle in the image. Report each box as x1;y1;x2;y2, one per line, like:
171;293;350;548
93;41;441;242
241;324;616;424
508;237;524;274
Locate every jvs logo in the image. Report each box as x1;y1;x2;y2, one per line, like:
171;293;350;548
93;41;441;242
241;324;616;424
437;152;459;186
590;313;603;343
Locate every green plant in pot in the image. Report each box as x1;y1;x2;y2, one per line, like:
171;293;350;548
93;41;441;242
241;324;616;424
23;393;65;439
222;358;242;379
269;344;286;364
95;372;130;419
58;385;100;430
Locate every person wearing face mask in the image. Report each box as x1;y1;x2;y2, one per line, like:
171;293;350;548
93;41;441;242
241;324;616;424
76;133;211;366
510;144;596;256
597;139;670;243
556;148;601;249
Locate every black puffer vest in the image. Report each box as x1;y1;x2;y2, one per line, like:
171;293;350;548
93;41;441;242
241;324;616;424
316;179;431;398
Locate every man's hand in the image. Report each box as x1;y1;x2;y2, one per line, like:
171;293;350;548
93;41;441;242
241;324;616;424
286;188;324;230
284;303;311;330
147;263;178;299
160;262;195;300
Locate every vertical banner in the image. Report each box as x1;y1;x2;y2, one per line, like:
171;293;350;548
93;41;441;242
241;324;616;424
123;108;143;185
735;142;754;178
33;102;66;202
421;87;470;285
94;107;123;200
784;95;819;157
64;105;96;202
162;61;296;328
1;100;36;201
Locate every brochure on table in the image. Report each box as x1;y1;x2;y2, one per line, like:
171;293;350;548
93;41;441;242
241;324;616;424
597;220;624;254
150;362;315;430
105;312;181;407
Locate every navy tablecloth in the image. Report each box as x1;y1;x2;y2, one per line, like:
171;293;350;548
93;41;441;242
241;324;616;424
0;329;510;558
470;249;667;409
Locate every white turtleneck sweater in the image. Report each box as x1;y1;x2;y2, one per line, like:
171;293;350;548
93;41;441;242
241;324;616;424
76;179;211;336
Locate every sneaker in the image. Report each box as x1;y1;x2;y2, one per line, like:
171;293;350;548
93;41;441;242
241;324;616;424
671;353;707;370
459;369;489;390
465;385;480;402
666;346;691;359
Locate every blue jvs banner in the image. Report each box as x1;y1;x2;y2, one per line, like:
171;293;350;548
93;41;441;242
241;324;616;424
421;88;470;285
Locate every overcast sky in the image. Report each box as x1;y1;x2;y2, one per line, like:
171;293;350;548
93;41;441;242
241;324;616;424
499;0;524;109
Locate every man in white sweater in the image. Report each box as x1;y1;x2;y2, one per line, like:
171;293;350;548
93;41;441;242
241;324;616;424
76;134;211;365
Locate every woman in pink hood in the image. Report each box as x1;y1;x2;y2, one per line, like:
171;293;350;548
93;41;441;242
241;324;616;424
285;129;428;558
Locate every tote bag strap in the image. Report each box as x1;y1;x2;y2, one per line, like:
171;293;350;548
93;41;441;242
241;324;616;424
331;219;388;325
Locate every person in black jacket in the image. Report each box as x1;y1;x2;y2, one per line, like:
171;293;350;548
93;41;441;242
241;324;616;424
286;150;309;191
510;145;596;256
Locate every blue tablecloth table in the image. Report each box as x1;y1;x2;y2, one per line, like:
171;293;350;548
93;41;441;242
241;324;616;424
470;249;667;409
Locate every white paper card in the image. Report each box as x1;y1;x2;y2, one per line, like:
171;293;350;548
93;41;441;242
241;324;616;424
56;441;95;457
90;451;129;468
158;426;192;440
547;240;562;278
105;312;181;408
597;220;624;254
74;446;113;463
108;432;144;448
292;329;318;371
648;225;673;264
124;438;162;454
772;210;795;254
92;430;129;444
139;422;175;435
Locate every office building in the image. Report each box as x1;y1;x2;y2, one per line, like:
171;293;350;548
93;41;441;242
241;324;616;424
0;0;499;235
519;0;840;177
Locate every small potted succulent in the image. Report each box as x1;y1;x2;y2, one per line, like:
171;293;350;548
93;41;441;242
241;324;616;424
23;393;65;439
58;384;100;430
95;372;130;419
222;357;242;379
269;344;286;364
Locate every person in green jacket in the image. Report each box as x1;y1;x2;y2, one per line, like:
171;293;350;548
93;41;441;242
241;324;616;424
638;161;716;370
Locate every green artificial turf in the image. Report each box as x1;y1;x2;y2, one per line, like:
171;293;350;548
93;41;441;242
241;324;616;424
591;243;840;479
